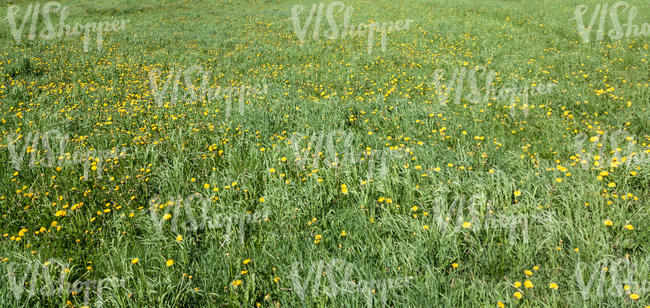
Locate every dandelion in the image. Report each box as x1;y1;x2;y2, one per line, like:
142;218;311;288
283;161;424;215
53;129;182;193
514;292;522;299
624;224;634;230
462;221;472;229
131;258;139;264
630;293;639;300
232;279;242;286
604;220;613;226
514;190;522;197
524;280;533;288
549;283;558;290
341;184;349;194
243;259;251;265
166;259;174;267
176;235;183;242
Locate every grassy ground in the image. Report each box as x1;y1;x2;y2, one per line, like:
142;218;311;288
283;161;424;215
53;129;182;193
0;0;649;306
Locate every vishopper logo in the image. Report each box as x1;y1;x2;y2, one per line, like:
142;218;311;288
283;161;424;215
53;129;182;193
430;65;556;117
575;257;648;299
423;194;552;244
290;1;414;54
574;1;649;43
149;193;270;245
4;129;129;181
288;129;410;180
4;257;125;307
289;258;412;306
148;64;268;117
5;1;129;51
573;129;649;170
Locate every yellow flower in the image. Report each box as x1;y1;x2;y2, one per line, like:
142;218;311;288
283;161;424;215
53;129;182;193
549;283;558;290
514;190;522;197
131;258;139;264
624;224;634;230
497;302;504;308
630;293;639;300
607;182;616;187
462;221;472;229
341;184;349;194
269;168;276;173
452;263;458;269
163;214;172;220
243;259;251;265
166;259;174;267
232;279;242;286
340;230;347;236
604;220;613;226
513;292;522;299
524;270;533;276
176;235;183;242
524;280;533;288
514;281;521;288
259;197;266;203
203;183;210;189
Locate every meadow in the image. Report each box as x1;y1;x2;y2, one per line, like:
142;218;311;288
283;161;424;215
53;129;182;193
0;0;649;306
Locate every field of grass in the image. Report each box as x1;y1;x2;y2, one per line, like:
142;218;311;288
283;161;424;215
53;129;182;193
0;0;649;306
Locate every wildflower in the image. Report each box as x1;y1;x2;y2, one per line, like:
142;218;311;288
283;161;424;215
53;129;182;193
549;283;558;290
452;263;458;269
131;258;139;264
232;279;242;286
341;184;349;194
514;190;522;197
514;292;522;299
176;235;183;242
624;224;634;230
524;270;533;276
166;259;174;267
514;281;522;288
243;259;251;265
604;220;613;226
630;293;639;300
462;222;472;229
524;280;533;288
259;197;266;203
340;230;347;236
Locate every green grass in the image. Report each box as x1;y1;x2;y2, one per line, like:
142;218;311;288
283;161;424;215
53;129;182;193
0;0;649;306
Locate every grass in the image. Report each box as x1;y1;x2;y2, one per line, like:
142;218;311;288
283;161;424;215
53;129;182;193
0;0;649;306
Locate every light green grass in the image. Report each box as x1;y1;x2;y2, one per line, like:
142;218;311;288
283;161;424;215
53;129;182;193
0;0;648;307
